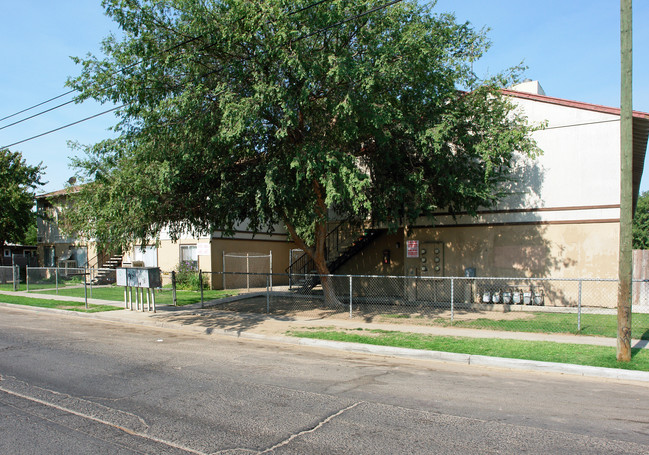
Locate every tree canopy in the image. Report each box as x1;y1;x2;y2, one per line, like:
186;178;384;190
0;149;45;247
65;0;538;276
633;191;649;249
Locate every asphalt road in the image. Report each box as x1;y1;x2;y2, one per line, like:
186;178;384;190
1;306;649;454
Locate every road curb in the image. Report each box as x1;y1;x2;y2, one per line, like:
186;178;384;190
2;301;649;383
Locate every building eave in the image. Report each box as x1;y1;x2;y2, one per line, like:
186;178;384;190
503;88;649;211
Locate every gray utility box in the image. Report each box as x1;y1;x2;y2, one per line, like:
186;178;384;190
116;267;162;288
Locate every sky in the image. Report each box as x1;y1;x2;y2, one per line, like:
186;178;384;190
1;0;648;195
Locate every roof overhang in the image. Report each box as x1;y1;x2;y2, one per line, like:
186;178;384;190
36;185;82;199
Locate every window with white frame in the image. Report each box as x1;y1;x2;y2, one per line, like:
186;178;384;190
180;245;198;269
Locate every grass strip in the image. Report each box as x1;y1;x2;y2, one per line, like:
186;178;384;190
33;286;237;306
0;293;121;313
377;312;649;340
288;329;649;371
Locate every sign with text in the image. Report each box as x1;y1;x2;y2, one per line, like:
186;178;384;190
197;243;211;256
406;240;419;258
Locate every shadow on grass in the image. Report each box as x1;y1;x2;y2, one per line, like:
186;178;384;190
632;329;649;354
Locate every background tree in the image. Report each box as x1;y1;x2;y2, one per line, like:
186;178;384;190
65;0;538;296
633;191;649;249
0;149;45;247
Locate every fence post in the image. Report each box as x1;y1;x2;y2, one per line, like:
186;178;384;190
13;265;17;291
171;270;177;306
26;265;29;292
450;278;455;323
88;267;92;298
349;276;353;319
246;253;250;292
199;269;204;308
55;267;59;294
266;276;270;314
222;251;226;290
269;250;273;291
577;279;583;331
84;273;88;310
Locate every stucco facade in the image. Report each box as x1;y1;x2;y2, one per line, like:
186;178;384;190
35;82;649;304
334;82;649;307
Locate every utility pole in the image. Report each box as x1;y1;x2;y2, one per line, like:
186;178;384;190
617;0;633;362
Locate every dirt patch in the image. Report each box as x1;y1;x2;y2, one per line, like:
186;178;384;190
210;295;538;326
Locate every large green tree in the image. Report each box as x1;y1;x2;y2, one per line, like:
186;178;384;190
633;191;649;249
65;0;538;286
0;149;45;247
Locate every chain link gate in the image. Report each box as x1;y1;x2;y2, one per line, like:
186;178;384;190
222;252;273;291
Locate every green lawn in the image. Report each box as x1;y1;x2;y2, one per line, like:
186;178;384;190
289;328;649;371
33;285;237;306
0;280;85;292
380;312;649;340
0;293;121;313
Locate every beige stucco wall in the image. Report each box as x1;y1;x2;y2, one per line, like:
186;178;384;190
405;222;619;280
210;238;296;288
146;237;296;289
336;230;404;276
336;221;620;307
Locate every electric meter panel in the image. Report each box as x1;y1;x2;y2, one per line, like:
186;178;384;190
420;241;444;276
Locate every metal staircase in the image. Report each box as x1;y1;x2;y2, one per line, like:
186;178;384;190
92;253;123;285
287;223;382;290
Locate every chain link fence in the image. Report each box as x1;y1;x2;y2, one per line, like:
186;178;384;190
193;271;649;338
24;267;87;291
0;265;18;291
4;265;649;339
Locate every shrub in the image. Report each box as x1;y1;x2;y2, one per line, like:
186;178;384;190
174;261;208;290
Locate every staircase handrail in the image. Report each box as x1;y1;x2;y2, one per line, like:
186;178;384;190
286;220;370;276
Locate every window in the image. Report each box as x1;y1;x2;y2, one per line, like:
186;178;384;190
134;246;158;268
3;249;10;257
180;245;198;269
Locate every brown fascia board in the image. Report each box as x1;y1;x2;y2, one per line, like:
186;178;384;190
36;185;83;199
501;89;649;120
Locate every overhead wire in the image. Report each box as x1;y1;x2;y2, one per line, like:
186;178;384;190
0;0;333;127
1;0;403;149
2;105;125;149
0;34;204;125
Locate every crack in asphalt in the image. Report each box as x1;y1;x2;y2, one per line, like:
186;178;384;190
0;374;205;455
0;394;152;455
258;401;363;454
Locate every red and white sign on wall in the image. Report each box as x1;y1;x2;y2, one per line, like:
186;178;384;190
406;240;419;258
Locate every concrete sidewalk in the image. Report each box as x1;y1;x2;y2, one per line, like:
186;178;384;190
1;292;649;383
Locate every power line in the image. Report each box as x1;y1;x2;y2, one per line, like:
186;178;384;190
0;0;334;127
295;0;403;42
0;99;76;131
1;0;403;149
0;91;75;123
1;105;124;149
0;35;204;126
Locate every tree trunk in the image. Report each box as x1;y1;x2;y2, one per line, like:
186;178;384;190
284;217;342;307
312;249;342;307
